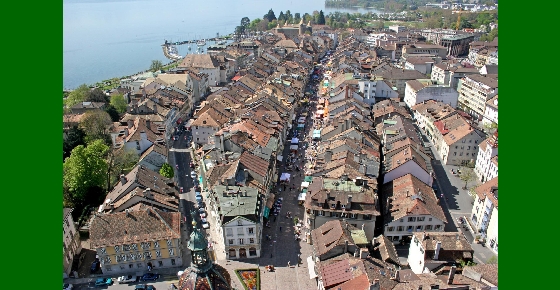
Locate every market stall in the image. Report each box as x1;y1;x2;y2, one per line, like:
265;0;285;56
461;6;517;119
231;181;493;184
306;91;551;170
291;137;299;145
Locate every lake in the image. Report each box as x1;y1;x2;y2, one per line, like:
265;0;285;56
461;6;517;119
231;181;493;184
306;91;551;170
63;0;380;89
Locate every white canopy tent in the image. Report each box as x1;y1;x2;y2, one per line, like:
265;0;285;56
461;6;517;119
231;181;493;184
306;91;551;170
301;181;310;188
280;173;291;181
291;137;299;144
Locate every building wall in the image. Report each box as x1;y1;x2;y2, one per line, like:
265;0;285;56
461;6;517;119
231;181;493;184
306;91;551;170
407;235;426;274
223;218;261;259
383;161;433;186
192;125;219;144
63;213;82;276
439;133;483;166
385;215;445;244
482;105;498;127
470;196;495;241
485;209;498;253
138;152;167;172
474;142;497;182
457;78;498;119
124;138;153;156
431;66;450;85
97;238;183;275
404;85;458;109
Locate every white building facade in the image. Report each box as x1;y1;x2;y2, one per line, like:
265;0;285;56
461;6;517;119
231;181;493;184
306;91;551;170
223;217;262;259
404;80;459;109
482;96;498;127
63;209;82;278
474;133;498;183
385;215;445;244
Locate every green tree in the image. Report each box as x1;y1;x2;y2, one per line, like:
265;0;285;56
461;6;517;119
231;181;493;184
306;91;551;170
63;139;109;206
160;163;174;178
249;18;262;30
150;59;163;72
278;11;285;22
65;84;90;108
235;25;245;36
285;10;293;24
459;167;477;189
80;110;113;143
486;255;498;264
294;13;301;23
106;148;139;191
85;88;109;103
63;126;86;160
317;10;326;25
240;17;250;29
265;9;276;22
268;20;278;30
104;104;120;122
110;94;127;114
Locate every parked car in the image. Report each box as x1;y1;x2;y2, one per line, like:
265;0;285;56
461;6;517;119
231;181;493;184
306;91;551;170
198;208;205;214
200;212;207;218
190;171;197;179
196;196;203;203
94;278;113;287
63;283;73;290
117;275;138;284
189;162;195;168
135;284;156;290
90;259;100;273
141;273;160;281
201;218;210;229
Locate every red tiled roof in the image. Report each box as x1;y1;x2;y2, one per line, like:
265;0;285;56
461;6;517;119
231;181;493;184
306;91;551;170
240;151;269;178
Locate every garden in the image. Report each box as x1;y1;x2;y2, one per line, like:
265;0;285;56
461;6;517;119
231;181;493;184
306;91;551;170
235;269;260;290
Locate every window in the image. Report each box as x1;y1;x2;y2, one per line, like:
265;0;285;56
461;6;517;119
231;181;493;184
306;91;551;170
100;248;107;255
123;244;130;251
129;264;134;269
400;219;403;222
171;259;176;265
239;238;244;245
455;146;458;149
141;242;151;250
465;153;469;156
156;251;161;258
237;220;243;226
106;266;112;271
131;243;138;251
429;218;432;221
249;247;257;256
435;225;442;230
397;226;404;232
461;146;464;150
137;263;143;269
237;228;244;236
462;139;466;143
407;226;413;231
228;239;234;245
475;140;478;144
250;238;255;244
167;240;173;247
363;214;372;220
331;203;336;209
453;152;457;156
248;227;254;234
114;246;120;253
387;226;395;232
226;228;233;236
158;261;163;267
408;217;416;222
467;146;471;150
416;225;423;231
154;241;159;248
417;217;425;222
425;225;433;230
168;248;174;256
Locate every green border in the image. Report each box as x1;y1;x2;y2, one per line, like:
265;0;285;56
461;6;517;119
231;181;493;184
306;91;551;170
3;0;60;287
234;268;261;290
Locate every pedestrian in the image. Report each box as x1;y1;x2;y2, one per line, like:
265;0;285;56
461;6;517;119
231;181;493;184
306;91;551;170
288;261;291;267
274;216;277;222
280;226;282;232
270;253;273;258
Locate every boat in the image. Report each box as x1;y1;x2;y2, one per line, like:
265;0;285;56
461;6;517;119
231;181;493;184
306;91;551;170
196;39;206;46
217;40;226;45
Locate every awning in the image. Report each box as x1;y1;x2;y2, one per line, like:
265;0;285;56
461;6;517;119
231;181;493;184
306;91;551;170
304;176;313;182
301;181;310;188
290;145;299;151
298;192;306;201
277;155;283;162
263;207;270;219
316;110;324;115
280;173;291;181
298;117;306;123
307;256;318;279
291;138;299;144
297;124;305;128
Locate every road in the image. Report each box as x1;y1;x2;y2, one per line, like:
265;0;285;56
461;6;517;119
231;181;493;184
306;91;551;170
76;278;179;290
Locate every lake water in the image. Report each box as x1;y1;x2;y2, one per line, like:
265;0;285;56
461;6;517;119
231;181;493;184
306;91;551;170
63;0;380;89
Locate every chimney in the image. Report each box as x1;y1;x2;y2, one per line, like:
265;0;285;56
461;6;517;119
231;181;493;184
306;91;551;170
434;241;442;260
422;231;426;241
347;195;352;208
430;285;439;290
345;118;352;131
325;150;333;163
127;119;134;129
344;240;349;253
145;119;151;129
153;103;157;114
244;169;249;181
124;128;129;137
143;188;152;198
456;233;459;241
447;266;457;285
120;174;127;185
125;209;130;217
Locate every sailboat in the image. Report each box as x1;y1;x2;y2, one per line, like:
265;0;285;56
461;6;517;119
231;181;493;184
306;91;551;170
196;37;206;46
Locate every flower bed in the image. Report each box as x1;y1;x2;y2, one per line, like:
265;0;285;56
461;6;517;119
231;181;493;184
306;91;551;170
235;268;260;290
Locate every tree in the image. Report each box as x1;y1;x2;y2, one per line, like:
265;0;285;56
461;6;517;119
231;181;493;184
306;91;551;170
160;163;174;178
85;88;109;103
240;17;250;29
285;10;293;24
459;167;477;189
106;148;139;191
63;139;109;207
150;59;163;72
104;104;120;122
235;25;245;37
110;94;127;114
63;126;86;160
468;187;478;203
317;10;326;25
257;18;269;31
65;84;90;108
278;11;285;22
80;110;113;143
294;13;301;23
486;255;498;264
265;9;276;22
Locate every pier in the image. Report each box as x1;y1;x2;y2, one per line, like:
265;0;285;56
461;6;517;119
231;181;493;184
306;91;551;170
162;37;229;47
162;44;183;61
